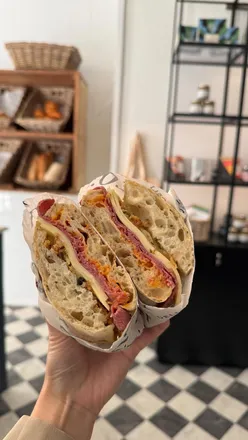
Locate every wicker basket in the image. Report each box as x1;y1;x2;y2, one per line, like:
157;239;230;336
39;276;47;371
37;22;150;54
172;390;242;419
0;139;24;183
190;218;210;242
0;85;26;129
5;42;82;70
14;140;71;190
16;87;74;133
0;116;11;130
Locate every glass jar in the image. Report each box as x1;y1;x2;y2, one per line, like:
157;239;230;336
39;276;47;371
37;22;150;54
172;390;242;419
189;100;202;114
203;101;215;115
239;227;248;244
241;165;248;182
197;84;210;101
232;215;246;230
228;227;239;243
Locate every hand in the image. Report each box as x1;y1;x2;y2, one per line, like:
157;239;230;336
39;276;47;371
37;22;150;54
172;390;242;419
32;321;170;440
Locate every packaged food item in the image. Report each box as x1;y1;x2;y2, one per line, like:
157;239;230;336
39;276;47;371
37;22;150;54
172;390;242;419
241;165;248;182
44;162;64;183
190;158;206;182
239;227;248;244
221;157;242;179
27;152;53;182
232;215;246;230
27;155;39;182
228;226;239;243
203;101;215;115
189;100;202;114
168;156;185;177
197;84;210;101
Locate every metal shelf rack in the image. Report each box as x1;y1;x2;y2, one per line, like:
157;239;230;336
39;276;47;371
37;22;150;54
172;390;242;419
162;0;248;243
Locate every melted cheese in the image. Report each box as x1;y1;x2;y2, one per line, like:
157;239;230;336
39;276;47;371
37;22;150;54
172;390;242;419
37;217;110;311
109;190;179;277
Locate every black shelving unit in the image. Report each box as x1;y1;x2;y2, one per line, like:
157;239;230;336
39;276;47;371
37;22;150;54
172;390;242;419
162;0;248;244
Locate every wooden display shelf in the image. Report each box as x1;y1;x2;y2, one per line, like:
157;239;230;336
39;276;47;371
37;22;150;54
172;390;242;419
0;69;87;191
0;183;77;194
0;131;74;140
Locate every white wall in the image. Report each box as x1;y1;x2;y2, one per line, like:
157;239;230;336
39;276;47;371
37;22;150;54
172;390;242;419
118;0;248;229
0;0;119;182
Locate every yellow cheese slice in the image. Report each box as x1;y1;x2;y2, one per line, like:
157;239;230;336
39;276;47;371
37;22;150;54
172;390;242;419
109;190;178;276
37;217;110;311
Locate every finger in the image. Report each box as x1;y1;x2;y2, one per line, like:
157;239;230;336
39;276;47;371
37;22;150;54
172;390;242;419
126;320;170;359
47;322;70;344
138;320;170;350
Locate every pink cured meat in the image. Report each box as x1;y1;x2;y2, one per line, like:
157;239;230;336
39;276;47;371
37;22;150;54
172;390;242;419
112;307;131;332
37;200;132;332
95;187;176;290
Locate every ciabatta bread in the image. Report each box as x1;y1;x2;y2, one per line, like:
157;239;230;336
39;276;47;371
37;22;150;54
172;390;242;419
124;181;194;275
80;191;181;305
34;227;115;344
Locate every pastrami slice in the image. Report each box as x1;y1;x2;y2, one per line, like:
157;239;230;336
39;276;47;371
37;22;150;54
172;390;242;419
80;187;179;306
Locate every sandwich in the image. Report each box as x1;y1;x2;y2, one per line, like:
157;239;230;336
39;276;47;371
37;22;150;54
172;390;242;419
79;181;193;308
33;198;137;344
123;181;194;276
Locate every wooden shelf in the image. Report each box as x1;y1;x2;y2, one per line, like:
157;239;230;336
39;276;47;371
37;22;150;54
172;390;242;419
0;183;77;194
0;131;74;140
0;69;87;191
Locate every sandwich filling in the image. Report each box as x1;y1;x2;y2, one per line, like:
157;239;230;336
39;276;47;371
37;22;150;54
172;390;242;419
37;199;132;332
82;187;177;306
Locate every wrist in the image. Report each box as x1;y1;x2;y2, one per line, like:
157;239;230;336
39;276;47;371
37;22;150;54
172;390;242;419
32;383;96;440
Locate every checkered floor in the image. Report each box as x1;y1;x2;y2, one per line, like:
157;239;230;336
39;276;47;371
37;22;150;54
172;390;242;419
1;307;248;439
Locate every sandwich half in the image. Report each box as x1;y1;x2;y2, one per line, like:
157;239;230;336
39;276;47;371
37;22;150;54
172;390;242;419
33;199;137;344
123;181;194;276
80;187;182;307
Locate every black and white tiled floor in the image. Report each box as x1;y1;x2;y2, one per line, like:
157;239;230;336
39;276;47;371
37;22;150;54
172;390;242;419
1;307;248;439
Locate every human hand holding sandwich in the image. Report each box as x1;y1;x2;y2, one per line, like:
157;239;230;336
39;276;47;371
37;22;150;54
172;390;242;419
32;320;169;440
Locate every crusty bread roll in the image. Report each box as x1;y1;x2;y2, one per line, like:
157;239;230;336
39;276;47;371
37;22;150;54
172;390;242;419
124;181;194;276
27;155;39;181
34;227;114;343
33;200;137;344
80;188;181;306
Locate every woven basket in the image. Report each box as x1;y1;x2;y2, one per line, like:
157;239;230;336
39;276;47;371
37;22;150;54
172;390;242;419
16;87;74;133
14;140;71;190
0;116;11;129
0;139;24;183
190;218;210;242
5;42;82;70
0;85;26;129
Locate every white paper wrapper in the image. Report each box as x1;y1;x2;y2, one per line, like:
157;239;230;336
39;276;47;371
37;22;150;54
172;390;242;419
23;192;144;353
79;173;195;328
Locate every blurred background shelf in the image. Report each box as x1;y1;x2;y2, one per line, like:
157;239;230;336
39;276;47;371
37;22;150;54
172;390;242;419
173;42;246;67
169;113;248;125
0;183;77;193
0;131;74;140
195;232;248;248
167;179;248;186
